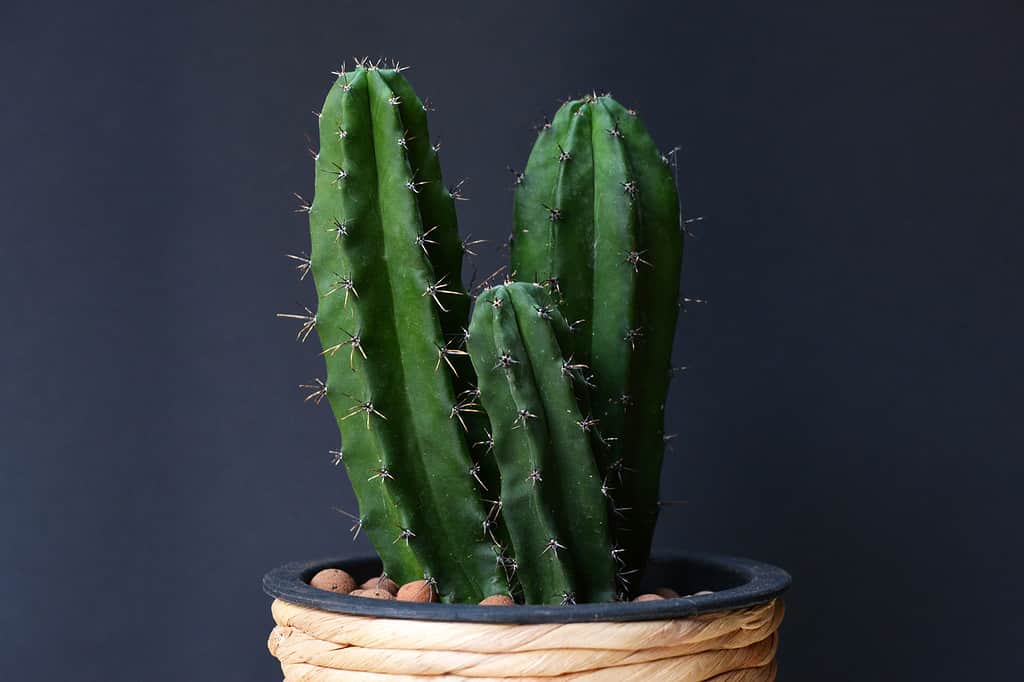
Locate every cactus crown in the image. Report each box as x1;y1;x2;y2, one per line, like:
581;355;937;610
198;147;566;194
286;64;684;604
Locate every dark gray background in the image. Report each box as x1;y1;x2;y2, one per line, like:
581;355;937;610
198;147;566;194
3;0;1022;679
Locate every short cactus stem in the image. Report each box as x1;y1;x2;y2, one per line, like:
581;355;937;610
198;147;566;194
512;94;683;586
469;283;618;604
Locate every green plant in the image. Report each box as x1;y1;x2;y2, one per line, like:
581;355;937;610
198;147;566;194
293;63;505;603
511;94;683;583
288;65;683;604
468;282;617;604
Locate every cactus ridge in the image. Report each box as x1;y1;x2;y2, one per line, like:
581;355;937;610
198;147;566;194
307;66;506;603
469;282;618;604
376;71;501;500
512;95;683;585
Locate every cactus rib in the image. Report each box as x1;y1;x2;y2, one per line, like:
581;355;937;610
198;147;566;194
376;71;500;499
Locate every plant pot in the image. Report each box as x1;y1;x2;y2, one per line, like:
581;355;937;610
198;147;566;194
264;552;790;681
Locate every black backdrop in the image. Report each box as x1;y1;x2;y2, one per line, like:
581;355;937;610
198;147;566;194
3;1;1022;679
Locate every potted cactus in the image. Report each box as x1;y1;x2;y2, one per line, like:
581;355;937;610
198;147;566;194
265;61;790;680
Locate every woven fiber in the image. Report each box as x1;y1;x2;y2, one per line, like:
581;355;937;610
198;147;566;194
267;598;783;680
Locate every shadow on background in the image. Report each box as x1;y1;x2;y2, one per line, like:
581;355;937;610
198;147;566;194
2;0;1022;679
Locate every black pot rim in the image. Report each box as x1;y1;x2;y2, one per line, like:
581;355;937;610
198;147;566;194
263;551;791;624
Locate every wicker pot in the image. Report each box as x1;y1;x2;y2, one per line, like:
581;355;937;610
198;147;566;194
264;553;790;681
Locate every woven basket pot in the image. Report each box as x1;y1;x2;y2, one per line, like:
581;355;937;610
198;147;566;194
264;552;790;681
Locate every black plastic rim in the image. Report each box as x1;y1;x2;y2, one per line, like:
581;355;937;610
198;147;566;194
263;552;791;624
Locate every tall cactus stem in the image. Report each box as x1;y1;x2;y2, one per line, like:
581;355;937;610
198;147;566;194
512;95;683;586
306;66;506;602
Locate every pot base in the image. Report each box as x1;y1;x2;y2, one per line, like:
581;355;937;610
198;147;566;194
269;597;782;680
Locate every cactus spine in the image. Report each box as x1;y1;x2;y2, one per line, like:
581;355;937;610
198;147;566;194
306;65;505;603
468;283;617;604
512;95;683;585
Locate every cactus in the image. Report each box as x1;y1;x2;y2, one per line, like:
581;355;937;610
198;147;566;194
300;63;506;603
511;94;683;586
467;282;617;604
286;64;687;605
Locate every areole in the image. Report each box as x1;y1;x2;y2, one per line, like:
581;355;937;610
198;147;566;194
264;553;791;680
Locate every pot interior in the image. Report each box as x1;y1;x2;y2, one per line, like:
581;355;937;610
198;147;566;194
264;552;790;624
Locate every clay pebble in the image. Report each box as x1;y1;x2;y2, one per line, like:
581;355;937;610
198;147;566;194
349;588;395;600
361;576;399;595
309;568;357;594
397;579;438;603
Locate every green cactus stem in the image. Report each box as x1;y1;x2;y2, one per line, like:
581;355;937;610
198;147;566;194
468;282;617;604
303;64;505;603
511;94;683;588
